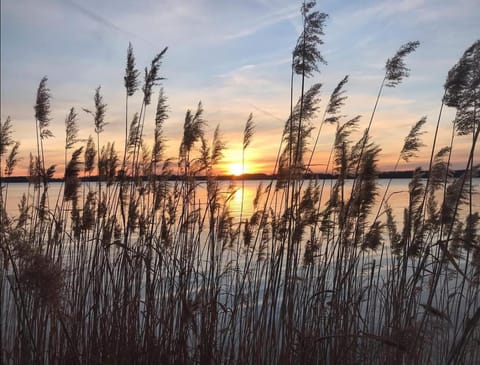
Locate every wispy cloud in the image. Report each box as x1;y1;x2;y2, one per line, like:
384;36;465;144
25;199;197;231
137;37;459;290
221;4;299;41
62;0;150;44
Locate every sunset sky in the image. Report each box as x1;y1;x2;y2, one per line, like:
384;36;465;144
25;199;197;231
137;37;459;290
1;0;479;176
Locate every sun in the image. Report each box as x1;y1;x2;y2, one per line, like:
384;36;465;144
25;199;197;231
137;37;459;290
229;163;245;176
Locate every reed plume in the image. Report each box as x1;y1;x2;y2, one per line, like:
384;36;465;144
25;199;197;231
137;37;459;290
400;117;427;162
127;113;141;155
98;142;118;184
65;108;79;151
34;77;53;182
292;1;328;77
122;42;141;171
124;42;140;97
34;76;53;139
142;47;168;106
18;249;64;308
210;125;225;168
4;142;20;177
92;87;107;134
279;83;322;179
385;41;420;87
324;75;349;124
152;88;169;165
243;113;255;151
179;102;206;168
84;135;96;176
0;116;13;158
64;147;83;202
444;40;479;136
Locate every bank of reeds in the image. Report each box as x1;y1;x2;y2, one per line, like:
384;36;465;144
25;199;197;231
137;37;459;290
1;1;479;363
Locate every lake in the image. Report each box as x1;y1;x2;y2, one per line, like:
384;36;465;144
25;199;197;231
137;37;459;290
3;178;478;222
2;177;480;364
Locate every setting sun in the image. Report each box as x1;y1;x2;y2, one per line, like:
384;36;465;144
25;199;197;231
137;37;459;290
229;163;245;176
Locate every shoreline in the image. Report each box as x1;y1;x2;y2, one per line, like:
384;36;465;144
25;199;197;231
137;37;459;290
1;169;476;183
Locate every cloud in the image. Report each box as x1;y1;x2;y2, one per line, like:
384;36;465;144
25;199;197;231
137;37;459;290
63;0;138;37
221;4;299;41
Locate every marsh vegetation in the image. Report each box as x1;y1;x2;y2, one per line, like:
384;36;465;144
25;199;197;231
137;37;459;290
1;1;479;364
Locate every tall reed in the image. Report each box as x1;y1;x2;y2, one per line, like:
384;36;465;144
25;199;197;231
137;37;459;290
1;2;479;363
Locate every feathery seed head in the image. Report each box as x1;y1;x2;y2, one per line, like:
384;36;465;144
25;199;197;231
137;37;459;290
385;41;420;87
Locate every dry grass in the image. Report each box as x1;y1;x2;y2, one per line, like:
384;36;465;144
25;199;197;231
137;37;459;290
1;3;479;363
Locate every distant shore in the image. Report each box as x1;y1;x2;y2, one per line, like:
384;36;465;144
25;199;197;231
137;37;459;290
1;170;477;183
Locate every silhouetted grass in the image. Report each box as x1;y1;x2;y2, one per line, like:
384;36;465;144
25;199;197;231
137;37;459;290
1;2;479;364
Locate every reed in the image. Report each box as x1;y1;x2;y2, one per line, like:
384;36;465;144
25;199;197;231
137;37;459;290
1;2;479;363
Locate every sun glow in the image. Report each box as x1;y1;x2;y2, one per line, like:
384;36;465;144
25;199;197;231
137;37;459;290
229;163;245;176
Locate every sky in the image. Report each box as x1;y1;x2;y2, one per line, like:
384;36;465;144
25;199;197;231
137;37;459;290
1;0;479;176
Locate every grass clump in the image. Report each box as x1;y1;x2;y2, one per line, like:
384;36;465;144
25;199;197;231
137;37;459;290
1;2;479;364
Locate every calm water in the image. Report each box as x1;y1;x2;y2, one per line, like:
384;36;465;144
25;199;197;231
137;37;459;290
2;178;479;221
2;178;479;364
